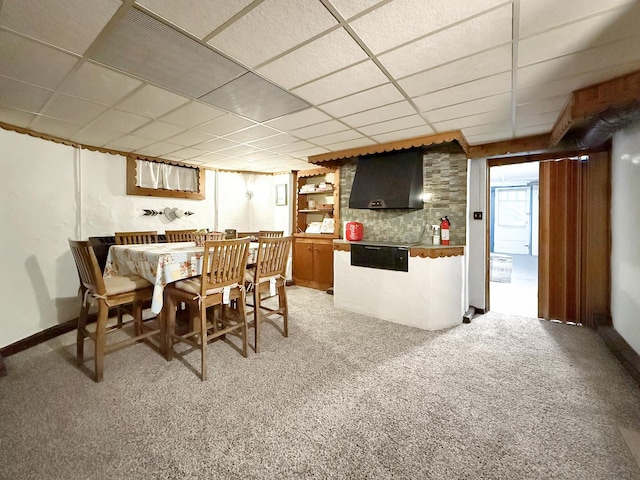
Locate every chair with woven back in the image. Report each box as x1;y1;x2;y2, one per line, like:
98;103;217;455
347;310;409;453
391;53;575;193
165;229;196;243
245;236;292;353
258;230;284;238
163;237;251;380
115;230;158;245
68;239;160;382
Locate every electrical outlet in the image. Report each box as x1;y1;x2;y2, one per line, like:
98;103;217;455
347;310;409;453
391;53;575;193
473;211;483;220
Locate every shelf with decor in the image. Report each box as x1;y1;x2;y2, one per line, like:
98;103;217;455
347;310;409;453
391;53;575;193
292;166;340;291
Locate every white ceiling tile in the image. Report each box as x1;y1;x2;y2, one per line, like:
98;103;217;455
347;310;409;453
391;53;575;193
132;121;185;140
197;137;241;153
194;152;232;163
516;111;559;129
107;134;154;150
518;7;640;67
319;83;404;117
351;0;507;54
292;61;389;105
169;147;209;160
465;130;513;145
59;62;143;106
516;125;554;137
195;114;256;136
519;0;635;37
425;93;512;123
379;5;512;78
216;144;263;157
265;108;332;131
159;101;227;129
135;141;183;157
433;109;511;132
399;44;512;98
290;120;349;139
0;107;36;127
517;37;640;89
414;72;512;112
258;28;368;89
270;140;316;154
0;76;53;113
463;120;512;137
516;96;568;116
288;146;331;158
358;114;427;136
516;60;640;104
115;84;190;119
0;31;78;90
30;116;84;139
207;0;338;67
90;110;151;134
321;137;373;152
309;129;364;146
340;101;417;128
328;0;385;20
136;0;255;39
42;94;108;124
0;0;121;55
223;125;280;143
71;125;122;146
164;130;214;147
371;125;435;144
248;133;297;149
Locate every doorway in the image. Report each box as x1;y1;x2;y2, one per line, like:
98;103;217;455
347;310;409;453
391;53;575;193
489;162;540;318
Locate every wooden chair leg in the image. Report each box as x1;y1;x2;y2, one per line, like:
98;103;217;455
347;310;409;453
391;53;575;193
94;304;109;383
76;301;90;365
279;285;289;337
239;291;248;358
254;288;262;354
133;300;143;337
166;295;177;361
199;309;207;381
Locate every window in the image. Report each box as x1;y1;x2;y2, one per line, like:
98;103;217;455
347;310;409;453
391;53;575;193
126;156;205;200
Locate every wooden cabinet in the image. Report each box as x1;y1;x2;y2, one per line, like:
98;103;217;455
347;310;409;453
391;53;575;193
292;167;340;291
293;235;334;290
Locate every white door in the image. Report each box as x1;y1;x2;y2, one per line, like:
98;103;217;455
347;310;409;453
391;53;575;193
493;186;531;254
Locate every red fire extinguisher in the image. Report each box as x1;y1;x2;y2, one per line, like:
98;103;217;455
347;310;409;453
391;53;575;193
440;216;450;245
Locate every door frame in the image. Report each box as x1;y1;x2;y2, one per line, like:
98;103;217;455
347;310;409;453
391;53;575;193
484;146;607;314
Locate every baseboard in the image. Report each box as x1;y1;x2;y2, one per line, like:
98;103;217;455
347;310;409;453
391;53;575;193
0;308;110;358
0;317;83;358
597;326;640;386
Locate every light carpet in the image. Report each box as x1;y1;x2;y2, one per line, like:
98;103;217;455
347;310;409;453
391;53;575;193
1;286;639;480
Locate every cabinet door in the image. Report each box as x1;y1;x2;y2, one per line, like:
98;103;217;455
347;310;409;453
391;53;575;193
294;239;314;282
313;241;334;286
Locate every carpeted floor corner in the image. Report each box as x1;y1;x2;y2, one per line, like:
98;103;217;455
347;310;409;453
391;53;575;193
1;286;639;479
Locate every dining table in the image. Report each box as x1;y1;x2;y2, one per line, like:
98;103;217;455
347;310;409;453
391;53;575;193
103;241;258;315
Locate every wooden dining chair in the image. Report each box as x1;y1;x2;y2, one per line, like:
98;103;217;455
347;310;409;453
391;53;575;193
163;237;251;380
165;229;196;242
68;240;160;382
258;230;284;238
115;230;158;245
245;236;292;353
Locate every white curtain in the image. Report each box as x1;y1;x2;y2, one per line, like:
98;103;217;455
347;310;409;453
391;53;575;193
135;159;198;192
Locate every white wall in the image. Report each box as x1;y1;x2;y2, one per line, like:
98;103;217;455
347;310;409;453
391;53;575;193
0;128;289;348
611;121;640;355
467;158;487;310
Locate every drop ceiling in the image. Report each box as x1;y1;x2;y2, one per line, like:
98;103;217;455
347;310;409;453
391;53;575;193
1;0;639;172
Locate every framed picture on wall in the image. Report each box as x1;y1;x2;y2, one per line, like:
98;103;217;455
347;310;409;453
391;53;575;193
275;183;287;206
